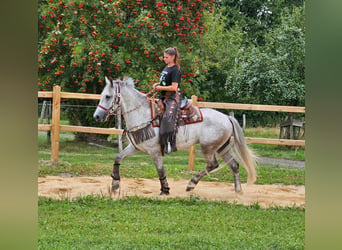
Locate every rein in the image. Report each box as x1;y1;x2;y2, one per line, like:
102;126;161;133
97;81;157;117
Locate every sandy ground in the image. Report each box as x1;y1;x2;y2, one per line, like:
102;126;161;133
38;176;305;208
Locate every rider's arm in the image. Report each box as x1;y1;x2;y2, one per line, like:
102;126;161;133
154;82;178;92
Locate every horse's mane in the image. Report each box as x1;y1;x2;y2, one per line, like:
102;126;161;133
120;76;148;100
121;76;135;89
108;76;147;99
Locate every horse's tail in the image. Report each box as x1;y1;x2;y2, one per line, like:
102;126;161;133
227;116;257;185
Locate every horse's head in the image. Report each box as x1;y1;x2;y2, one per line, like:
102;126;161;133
93;76;121;122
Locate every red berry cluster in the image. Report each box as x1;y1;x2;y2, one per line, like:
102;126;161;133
38;0;213;96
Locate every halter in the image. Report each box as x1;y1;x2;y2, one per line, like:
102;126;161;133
97;80;156;117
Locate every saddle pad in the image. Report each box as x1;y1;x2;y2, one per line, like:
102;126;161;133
150;101;203;127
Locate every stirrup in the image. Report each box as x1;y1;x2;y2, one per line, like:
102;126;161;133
180;99;188;109
180;99;192;110
165;142;171;154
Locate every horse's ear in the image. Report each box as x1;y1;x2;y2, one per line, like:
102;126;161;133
105;76;110;84
105;76;113;87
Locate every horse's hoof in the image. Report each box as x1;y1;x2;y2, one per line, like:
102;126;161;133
234;182;242;193
186;181;196;192
160;186;170;195
234;184;242;193
112;180;120;191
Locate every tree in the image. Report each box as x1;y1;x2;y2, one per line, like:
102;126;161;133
196;15;245;102
196;3;305;126
225;5;305;106
38;0;215;133
219;0;304;46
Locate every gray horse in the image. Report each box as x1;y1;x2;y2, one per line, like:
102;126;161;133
93;77;257;195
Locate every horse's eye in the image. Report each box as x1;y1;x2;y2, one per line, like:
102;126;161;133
105;95;111;99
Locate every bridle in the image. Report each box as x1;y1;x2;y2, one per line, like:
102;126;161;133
97;80;121;116
97;80;156;117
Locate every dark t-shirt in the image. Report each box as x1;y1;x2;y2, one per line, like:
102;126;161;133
159;65;181;98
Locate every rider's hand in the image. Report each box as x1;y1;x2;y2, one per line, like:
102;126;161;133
153;83;160;90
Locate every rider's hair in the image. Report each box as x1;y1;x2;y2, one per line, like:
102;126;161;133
164;47;180;69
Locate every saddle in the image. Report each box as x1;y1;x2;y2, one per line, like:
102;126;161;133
152;98;203;127
156;98;191;112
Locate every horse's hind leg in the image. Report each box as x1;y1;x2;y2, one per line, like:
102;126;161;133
186;154;219;192
221;152;241;193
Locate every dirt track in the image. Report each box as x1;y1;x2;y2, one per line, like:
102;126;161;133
38;176;305;208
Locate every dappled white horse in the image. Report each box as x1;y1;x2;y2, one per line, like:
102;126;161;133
94;77;257;195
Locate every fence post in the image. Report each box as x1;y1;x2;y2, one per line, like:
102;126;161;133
51;85;61;163
39;100;47;124
47;101;51;144
188;95;198;171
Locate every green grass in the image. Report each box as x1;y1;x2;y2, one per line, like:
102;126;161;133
244;126;281;138
250;144;305;161
245;126;305;161
39;196;304;249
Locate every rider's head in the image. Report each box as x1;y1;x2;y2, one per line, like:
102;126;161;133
164;47;180;68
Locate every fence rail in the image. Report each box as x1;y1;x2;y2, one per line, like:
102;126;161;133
197;101;305;113
38;85;305;166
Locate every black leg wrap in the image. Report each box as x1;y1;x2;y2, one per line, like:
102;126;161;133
190;176;200;185
229;161;239;174
159;176;170;195
111;163;120;180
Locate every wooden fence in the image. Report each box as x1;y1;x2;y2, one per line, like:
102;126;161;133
38;85;305;168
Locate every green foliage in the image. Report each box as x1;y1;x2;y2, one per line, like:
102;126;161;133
197;15;245;101
198;3;305;125
197;2;305;106
39;196;304;249
219;0;304;46
225;5;305;106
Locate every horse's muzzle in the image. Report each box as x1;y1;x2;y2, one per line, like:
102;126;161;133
93;110;107;122
94;114;101;122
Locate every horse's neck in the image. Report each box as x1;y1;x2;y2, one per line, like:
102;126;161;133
120;87;151;129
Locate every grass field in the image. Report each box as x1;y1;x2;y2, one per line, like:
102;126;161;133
38;127;305;249
39;196;304;249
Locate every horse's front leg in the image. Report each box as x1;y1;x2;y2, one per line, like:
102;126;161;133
111;143;138;191
151;153;170;195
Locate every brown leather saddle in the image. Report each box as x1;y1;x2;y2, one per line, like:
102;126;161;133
152;98;203;127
